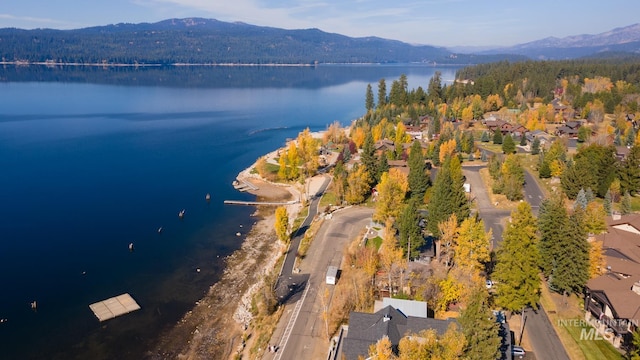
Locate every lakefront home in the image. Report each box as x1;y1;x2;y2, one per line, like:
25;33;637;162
584;214;640;349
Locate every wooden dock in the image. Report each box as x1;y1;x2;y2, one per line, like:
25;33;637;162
89;293;140;322
224;199;299;206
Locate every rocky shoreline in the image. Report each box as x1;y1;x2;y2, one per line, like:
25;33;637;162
147;166;302;359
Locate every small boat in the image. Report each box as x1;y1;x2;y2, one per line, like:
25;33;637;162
178;209;185;219
157;227;163;233
129;242;134;252
236;232;241;237
31;301;37;310
205;193;211;201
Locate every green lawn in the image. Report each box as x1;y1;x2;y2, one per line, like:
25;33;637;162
367;236;383;250
560;320;624;360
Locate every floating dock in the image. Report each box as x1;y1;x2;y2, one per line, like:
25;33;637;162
89;293;140;322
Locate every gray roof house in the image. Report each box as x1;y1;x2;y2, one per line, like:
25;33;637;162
341;305;457;360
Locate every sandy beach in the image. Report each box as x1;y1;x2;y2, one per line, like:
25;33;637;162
147;163;303;359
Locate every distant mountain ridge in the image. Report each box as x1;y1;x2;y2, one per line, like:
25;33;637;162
478;23;640;59
0;18;521;65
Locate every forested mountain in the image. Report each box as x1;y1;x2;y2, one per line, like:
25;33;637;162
0;18;524;65
478;23;640;60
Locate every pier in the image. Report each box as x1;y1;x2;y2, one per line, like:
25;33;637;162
224;199;299;206
232;178;259;192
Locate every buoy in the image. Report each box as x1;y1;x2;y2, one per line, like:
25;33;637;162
205;193;211;201
196;268;201;273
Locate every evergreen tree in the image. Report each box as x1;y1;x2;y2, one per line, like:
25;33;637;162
538;196;568;278
585;187;595;203
377;78;387;108
574;188;587;210
622;191;633;215
361;132;377;185
426;156;470;236
502;134;516;154
365;83;375;111
614;133;622;146
531;137;541;155
408;140;430;201
480;131;490;143
604;189;613;216
538;159;552;178
550;209;590;295
520;134;527;146
493;202;541;312
481;150;487;162
459;288;502;360
492;129;503;145
619;144;640;196
397;198;425;259
376;151;389;184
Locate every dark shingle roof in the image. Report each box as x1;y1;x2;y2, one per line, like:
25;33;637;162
342;305;457;360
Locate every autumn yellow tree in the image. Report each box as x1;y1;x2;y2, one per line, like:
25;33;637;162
484;94;503;112
437;273;462;313
274;206;290;242
438;213;458;268
345;165;371;204
455;216;492;272
322;121;345;145
584;202;607;235
380;220;404;296
297;128;319;179
368;335;396;360
589;238;606;278
439;139;457;164
351;126;367;149
374;168;409;222
398;323;465;360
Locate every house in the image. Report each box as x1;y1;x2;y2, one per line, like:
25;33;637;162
341;304;457;360
615;146;631;161
555;120;582;137
584;214;640;348
374;139;395;155
387;159;410;176
525;130;555;147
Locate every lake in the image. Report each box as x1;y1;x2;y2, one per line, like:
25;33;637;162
0;64;460;359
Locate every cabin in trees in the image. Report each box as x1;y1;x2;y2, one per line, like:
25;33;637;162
555;120;583;138
482;117;528;137
584;214;640;349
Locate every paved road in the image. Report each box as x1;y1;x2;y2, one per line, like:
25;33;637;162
467;152;568;360
266;207;374;360
523;305;570;360
275;175;331;303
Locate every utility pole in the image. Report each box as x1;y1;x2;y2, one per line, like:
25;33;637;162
407;236;411;265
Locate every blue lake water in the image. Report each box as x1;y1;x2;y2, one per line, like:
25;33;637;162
0;64;460;359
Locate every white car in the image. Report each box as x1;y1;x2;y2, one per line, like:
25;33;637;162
486;279;494;289
512;345;526;358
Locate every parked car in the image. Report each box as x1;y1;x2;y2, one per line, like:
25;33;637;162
486;279;494;289
512;345;526;358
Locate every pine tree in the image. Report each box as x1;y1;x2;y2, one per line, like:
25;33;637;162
397;198;424;259
550;209;590;295
531;137;541;155
537;196;568;278
502;133;516;154
619;144;640;196
493;129;503;145
459;287;502;360
604;189;613;215
426;156;470;236
520;134;527;146
365;83;375;111
376;151;389;184
377;78;387;108
574;188;587;210
408;140;430;201
361;132;377;185
481;131;490;143
493;202;541;312
622;191;633;215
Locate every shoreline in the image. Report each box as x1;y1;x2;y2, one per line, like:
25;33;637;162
148;160;302;359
